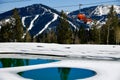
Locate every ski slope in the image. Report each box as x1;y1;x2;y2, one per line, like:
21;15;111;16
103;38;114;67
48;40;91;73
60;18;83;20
28;15;39;31
34;13;58;37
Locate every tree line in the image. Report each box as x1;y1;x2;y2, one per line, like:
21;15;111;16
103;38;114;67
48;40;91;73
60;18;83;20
0;8;31;42
0;6;120;44
36;6;120;44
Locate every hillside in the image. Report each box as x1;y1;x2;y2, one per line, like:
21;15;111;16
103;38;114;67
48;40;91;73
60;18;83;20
0;4;120;37
69;5;120;25
0;4;77;37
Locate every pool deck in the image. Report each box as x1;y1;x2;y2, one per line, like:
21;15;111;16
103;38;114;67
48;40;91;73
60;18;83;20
0;43;120;80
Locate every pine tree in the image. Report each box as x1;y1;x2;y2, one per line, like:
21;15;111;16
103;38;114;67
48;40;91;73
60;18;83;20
100;24;108;44
78;26;86;44
90;26;101;44
102;6;118;44
106;6;113;44
114;18;120;44
112;9;120;44
115;26;120;44
24;31;31;42
0;9;29;42
72;29;80;44
46;30;57;43
23;27;31;42
0;23;10;42
36;33;44;42
0;22;13;42
56;11;72;44
12;8;24;42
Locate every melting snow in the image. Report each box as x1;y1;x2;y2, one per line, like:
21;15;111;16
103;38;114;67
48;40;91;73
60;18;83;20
0;43;120;80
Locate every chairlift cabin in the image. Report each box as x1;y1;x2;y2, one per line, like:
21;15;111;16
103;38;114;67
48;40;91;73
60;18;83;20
77;14;92;23
77;4;92;23
77;13;86;21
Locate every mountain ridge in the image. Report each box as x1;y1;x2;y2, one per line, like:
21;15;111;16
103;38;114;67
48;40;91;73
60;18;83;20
0;4;77;37
69;5;120;21
69;5;120;27
0;4;120;37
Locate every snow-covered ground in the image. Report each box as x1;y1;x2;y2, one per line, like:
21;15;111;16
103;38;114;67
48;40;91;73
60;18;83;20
0;43;120;80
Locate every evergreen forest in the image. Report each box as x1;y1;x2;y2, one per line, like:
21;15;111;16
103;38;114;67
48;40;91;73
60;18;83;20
0;6;120;45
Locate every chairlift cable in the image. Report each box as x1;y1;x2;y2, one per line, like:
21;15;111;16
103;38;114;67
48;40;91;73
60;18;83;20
0;0;118;13
53;0;118;9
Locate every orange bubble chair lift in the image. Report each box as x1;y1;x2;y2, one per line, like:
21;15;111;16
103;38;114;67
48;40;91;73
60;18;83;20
77;4;92;23
77;14;86;21
77;14;92;23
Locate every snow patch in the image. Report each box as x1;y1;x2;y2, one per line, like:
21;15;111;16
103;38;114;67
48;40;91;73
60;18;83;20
22;16;28;27
41;6;48;12
5;19;10;23
67;20;78;29
93;5;120;16
41;11;46;16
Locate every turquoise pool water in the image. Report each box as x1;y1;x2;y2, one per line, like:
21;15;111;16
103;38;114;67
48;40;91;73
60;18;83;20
0;58;56;68
21;67;96;80
0;58;96;80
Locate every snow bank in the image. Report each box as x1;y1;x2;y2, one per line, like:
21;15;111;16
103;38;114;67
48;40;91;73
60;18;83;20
0;43;120;60
0;43;120;80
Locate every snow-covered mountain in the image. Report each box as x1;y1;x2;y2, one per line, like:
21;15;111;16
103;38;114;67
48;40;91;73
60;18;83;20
0;4;77;37
0;4;56;37
0;4;120;37
69;5;120;25
93;5;120;16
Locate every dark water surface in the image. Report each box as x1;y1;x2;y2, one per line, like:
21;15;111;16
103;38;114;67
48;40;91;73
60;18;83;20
0;58;56;68
21;67;96;80
0;58;96;80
